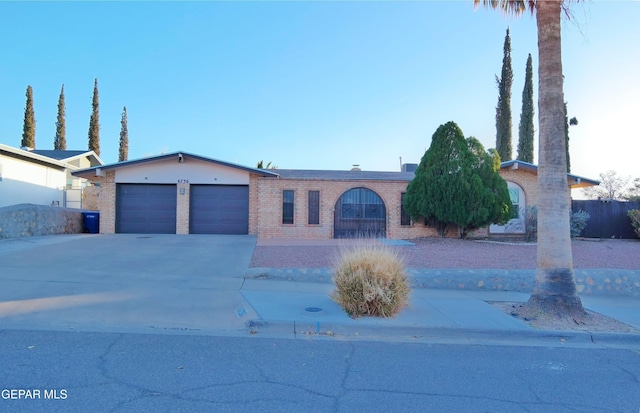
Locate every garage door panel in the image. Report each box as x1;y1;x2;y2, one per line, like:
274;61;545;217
116;184;177;234
190;185;248;234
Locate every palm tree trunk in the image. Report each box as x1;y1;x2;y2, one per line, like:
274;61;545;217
523;0;586;319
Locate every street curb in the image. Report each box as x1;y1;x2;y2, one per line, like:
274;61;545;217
589;331;640;348
245;319;640;349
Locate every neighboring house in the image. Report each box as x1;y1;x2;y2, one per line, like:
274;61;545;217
0;144;103;209
31;149;103;209
71;152;599;239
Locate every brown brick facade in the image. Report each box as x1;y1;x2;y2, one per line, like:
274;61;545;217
500;168;538;210
85;162;552;239
249;174;260;235
253;176;439;239
176;183;190;234
99;171;116;234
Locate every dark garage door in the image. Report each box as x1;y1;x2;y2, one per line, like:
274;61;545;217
116;184;177;234
190;185;249;234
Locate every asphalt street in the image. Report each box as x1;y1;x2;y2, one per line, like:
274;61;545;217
1;330;639;413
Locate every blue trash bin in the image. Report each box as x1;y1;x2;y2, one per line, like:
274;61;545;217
82;212;100;234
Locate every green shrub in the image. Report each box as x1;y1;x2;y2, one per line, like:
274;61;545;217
570;209;590;238
331;243;410;318
628;209;640;238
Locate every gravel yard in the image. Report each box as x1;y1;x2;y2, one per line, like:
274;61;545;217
250;238;640;270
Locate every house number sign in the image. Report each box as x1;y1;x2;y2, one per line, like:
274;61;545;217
177;179;189;183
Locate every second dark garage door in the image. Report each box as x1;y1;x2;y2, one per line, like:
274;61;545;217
189;185;249;234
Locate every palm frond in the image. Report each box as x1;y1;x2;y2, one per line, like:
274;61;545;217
474;0;535;16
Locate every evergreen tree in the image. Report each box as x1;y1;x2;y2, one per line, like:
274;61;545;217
403;121;513;238
21;85;36;149
517;54;534;163
54;84;66;150
563;103;570;173
88;78;100;155
495;28;514;161
563;103;578;173
119;106;129;162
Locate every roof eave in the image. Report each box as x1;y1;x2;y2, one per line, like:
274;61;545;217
0;144;69;169
60;151;105;167
71;151;279;178
568;176;600;189
501;160;600;188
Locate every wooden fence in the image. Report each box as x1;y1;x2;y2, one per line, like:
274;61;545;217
572;199;640;239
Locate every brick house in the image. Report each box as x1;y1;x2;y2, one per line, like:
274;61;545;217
254;168;440;239
72;152;598;239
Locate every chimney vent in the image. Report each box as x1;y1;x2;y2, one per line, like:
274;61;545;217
401;163;418;173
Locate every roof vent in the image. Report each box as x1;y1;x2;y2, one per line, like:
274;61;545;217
351;164;361;171
21;147;34;151
401;163;418;173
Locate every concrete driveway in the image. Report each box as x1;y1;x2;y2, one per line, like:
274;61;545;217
0;234;259;335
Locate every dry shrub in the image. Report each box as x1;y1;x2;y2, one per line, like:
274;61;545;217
331;243;410;318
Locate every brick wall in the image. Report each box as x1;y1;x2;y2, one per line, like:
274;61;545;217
249;174;260;235
254;169;542;240
94;171;116;234
176;183;190;234
255;176;439;239
500;169;538;208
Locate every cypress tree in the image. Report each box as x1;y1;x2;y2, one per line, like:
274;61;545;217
562;104;580;173
54;84;66;150
517;54;534;163
21;85;36;149
495;28;513;161
563;103;570;173
119;106;129;162
562;106;579;174
88;78;100;155
403;121;513;238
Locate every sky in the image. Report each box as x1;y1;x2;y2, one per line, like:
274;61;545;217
0;1;638;188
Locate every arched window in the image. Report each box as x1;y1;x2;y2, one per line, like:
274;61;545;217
334;187;386;238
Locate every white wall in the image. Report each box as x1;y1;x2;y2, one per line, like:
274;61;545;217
0;155;66;208
114;157;250;185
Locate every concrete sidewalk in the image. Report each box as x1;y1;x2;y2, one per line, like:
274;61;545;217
239;276;640;348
